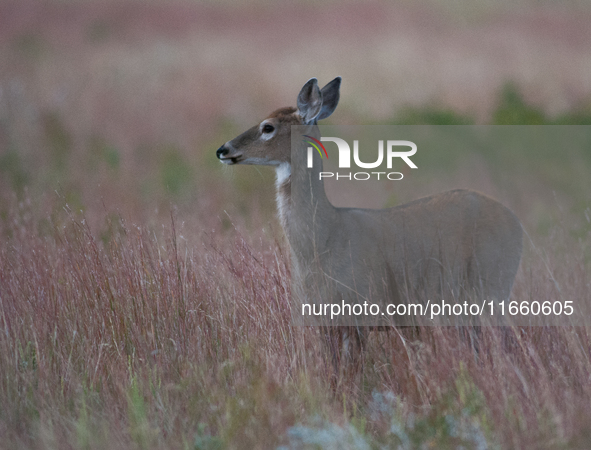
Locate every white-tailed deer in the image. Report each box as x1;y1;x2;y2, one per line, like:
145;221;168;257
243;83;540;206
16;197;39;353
217;77;523;375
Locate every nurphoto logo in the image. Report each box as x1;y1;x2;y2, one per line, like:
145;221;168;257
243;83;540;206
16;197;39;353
306;136;418;181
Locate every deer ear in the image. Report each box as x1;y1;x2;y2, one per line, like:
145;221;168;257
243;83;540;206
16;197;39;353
317;77;341;120
297;78;323;124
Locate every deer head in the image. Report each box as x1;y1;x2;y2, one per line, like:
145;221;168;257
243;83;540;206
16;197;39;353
216;77;341;167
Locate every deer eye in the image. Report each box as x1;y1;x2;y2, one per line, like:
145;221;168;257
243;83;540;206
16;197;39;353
262;123;275;134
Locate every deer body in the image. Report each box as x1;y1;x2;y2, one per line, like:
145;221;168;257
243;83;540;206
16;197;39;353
217;78;523;369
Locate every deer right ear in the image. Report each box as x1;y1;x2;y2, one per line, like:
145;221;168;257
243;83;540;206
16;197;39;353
317;77;341;120
297;78;323;124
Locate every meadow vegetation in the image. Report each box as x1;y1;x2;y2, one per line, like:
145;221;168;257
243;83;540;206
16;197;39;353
1;80;591;449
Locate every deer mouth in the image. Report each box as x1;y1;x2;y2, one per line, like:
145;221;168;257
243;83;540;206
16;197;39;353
219;155;243;165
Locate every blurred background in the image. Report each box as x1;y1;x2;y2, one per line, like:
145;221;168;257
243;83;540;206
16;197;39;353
1;0;591;237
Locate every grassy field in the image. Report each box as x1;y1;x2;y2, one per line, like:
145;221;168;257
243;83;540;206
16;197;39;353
2;1;591;449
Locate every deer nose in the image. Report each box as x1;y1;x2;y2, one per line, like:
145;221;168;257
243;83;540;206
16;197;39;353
216;145;229;159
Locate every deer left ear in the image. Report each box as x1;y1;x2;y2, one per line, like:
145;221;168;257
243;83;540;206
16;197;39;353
317;77;341;121
297;78;323;124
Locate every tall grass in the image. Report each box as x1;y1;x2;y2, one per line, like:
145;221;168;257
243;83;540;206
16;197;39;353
0;197;312;449
1;181;591;448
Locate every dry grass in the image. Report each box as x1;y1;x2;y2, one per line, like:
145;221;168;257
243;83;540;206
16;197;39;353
1;183;591;449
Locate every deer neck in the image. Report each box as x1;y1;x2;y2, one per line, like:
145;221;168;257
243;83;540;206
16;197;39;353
275;138;337;261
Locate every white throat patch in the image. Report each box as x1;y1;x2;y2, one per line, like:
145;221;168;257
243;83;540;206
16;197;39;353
275;162;291;228
275;163;291;187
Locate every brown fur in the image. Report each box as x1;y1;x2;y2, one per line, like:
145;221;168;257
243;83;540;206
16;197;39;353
218;78;523;382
